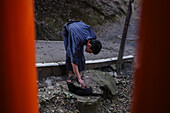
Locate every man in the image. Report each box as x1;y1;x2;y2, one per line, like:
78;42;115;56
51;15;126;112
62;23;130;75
62;20;102;89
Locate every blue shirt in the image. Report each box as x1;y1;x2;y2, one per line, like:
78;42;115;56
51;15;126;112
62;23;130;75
62;21;96;72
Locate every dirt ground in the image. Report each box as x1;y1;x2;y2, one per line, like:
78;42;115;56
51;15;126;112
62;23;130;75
38;61;134;113
38;3;140;113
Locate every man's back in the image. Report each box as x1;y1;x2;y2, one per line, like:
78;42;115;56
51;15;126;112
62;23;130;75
67;21;96;45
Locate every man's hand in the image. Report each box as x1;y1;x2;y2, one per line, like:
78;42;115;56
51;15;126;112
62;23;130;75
71;63;85;89
78;78;85;89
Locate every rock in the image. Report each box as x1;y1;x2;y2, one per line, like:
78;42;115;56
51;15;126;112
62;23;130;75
77;96;101;113
84;0;119;17
114;72;118;77
74;110;79;113
64;70;117;113
111;64;117;70
45;79;52;86
107;71;114;77
83;70;118;96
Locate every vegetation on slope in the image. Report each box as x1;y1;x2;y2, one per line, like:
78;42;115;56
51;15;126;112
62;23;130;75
35;0;128;40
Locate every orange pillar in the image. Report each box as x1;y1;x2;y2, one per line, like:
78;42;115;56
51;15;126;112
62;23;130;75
0;0;39;113
132;0;170;113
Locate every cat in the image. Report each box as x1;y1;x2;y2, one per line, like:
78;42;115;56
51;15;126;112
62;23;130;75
67;82;103;97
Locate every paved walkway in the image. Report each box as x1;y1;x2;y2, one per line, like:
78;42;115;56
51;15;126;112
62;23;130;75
36;40;122;63
36;39;136;64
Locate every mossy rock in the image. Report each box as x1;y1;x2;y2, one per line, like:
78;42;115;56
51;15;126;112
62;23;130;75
83;70;117;96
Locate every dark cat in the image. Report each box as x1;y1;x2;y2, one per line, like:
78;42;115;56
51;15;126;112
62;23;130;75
67;82;103;97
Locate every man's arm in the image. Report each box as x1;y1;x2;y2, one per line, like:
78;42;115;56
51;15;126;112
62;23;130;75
71;63;85;89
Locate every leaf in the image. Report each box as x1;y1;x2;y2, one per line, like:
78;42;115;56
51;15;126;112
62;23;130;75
67;93;70;98
111;103;116;107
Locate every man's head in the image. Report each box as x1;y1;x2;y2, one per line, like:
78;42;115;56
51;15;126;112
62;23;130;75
86;39;102;55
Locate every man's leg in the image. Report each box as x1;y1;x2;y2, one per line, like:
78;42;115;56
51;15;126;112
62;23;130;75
67;71;73;82
66;56;74;82
67;70;83;84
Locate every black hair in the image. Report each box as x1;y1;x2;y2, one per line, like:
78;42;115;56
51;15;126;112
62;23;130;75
89;39;102;55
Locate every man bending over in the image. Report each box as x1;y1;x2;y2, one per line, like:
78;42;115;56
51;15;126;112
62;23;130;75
62;20;102;89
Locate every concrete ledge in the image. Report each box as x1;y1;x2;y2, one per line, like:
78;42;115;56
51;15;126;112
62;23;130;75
37;55;133;80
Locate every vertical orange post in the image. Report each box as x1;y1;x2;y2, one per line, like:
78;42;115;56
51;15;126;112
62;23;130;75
132;0;170;113
0;0;39;113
